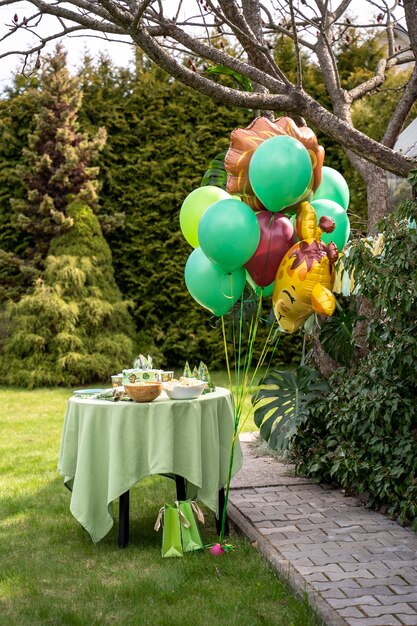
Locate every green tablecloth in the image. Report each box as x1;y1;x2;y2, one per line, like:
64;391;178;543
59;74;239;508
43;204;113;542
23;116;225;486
58;387;242;543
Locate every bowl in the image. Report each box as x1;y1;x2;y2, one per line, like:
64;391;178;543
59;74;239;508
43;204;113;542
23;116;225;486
163;381;207;400
123;382;163;402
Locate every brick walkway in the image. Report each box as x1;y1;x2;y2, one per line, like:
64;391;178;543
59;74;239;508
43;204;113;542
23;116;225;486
229;435;417;626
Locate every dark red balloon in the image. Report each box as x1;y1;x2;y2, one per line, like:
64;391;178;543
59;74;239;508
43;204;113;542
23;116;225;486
245;211;296;287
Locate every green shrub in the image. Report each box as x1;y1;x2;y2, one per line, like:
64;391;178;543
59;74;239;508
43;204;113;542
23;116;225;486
290;200;417;528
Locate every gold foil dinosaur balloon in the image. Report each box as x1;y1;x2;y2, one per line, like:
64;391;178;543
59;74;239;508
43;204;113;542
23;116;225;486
272;202;338;333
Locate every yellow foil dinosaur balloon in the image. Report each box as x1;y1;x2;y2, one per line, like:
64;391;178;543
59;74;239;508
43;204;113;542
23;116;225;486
272;201;338;333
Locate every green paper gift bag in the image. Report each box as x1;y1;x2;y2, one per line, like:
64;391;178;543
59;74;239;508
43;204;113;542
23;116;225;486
154;501;205;557
154;504;187;558
177;500;205;553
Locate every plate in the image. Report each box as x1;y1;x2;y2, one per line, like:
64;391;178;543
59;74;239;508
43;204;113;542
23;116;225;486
73;389;106;396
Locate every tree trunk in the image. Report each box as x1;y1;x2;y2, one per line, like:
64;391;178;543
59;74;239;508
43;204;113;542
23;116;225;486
340;156;388;360
363;166;389;235
344;149;389;234
311;323;339;378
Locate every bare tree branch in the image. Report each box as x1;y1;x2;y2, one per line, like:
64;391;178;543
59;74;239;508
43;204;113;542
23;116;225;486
0;24;85;60
11;0;126;33
141;17;287;91
0;0;415;210
332;0;354;22
289;0;302;87
347;58;390;101
132;0;154;31
383;64;417;147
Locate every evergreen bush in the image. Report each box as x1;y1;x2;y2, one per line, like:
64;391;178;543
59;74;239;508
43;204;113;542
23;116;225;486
10;45;106;268
0;49;136;387
0;202;135;387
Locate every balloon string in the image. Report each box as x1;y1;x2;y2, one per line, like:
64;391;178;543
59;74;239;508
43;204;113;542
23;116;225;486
221;316;232;391
220;288;280;542
238;328;281;434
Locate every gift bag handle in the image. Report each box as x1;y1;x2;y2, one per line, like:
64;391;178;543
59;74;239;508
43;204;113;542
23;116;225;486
154;506;165;532
154;504;191;532
190;501;205;525
175;501;192;528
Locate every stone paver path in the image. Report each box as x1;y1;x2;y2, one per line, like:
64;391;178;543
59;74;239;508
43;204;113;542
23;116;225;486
229;435;417;626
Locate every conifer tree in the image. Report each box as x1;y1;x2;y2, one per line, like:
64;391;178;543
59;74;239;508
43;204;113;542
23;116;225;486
0;47;136;386
10;45;106;268
0;201;135;387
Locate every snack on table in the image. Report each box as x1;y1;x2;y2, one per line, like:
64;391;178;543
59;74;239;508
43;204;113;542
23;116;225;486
165;376;202;387
124;382;163;402
163;377;207;400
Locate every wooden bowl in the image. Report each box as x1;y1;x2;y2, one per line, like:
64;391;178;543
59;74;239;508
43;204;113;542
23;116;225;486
124;382;163;402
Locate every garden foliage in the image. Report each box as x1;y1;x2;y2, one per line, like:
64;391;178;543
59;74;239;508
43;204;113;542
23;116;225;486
290;200;417;527
253;366;330;450
0;40;414;375
0;49;135;386
0;202;135;387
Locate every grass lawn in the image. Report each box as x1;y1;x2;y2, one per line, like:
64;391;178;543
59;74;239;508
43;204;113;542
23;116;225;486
0;385;322;626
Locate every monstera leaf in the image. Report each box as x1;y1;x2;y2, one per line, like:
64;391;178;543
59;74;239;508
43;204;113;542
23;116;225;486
252;366;330;450
200;151;227;189
319;308;363;366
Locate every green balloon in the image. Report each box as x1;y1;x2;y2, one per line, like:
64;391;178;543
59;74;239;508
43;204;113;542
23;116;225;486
311;199;350;250
198;198;260;272
185;247;246;316
248;135;313;212
180;185;230;248
314;166;350;210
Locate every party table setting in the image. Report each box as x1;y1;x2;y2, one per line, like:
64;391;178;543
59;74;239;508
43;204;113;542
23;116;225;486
58;356;243;548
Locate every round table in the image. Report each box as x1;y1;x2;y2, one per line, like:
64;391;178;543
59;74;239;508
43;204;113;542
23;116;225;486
58;387;243;544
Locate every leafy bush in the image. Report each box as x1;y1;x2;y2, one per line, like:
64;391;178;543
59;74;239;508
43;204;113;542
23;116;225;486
290;200;417;527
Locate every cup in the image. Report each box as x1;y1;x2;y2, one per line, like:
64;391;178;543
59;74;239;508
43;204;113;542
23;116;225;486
111;374;123;388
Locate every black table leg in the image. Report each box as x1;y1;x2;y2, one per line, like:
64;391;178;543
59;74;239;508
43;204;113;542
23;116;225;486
118;490;130;548
175;475;187;501
215;487;229;536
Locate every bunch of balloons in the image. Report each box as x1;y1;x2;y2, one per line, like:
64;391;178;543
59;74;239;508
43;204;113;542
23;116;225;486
180;116;351;332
